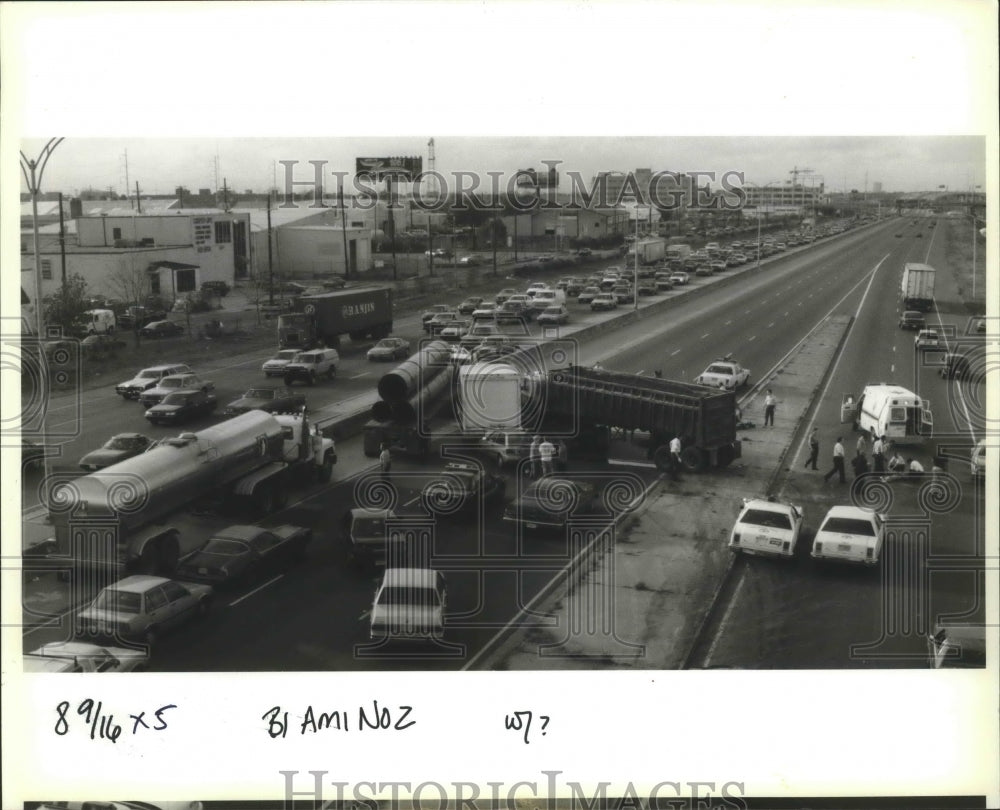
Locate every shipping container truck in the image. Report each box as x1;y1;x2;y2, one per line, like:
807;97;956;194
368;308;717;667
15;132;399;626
530;365;741;471
278;286;393;349
901;262;936;312
33;410;336;577
626;237;667;265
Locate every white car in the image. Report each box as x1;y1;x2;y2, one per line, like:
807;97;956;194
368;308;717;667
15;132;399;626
370;568;447;641
811;505;885;565
914;329;940;350
728;498;803;558
471;302;498;320
694;357;750;390
262;349;301;377
24;640;149;673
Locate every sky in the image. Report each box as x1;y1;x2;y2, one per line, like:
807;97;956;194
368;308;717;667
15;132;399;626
16;135;988;198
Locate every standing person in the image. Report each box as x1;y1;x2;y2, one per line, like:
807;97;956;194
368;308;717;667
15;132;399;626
669;435;683;481
763;389;776;427
872;434;885;473
823;436;846;483
378;443;391;480
538;436;556;476
804;427;820;470
856;433;867;459
851;451;869;479
529;435;542;478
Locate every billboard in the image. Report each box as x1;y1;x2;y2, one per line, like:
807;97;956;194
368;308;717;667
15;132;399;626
355;156;423;181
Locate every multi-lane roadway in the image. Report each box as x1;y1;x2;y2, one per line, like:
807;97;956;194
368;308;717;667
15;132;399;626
20;216;987;671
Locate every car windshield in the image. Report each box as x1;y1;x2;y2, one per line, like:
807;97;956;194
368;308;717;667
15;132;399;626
162;392;193;404
246;389;274;399
822;517;876;536
161;378;185;388
203;538;250;557
104;436;143;451
377;586;440;607
374;340;395;349
139;370;162;379
740;509;793;530
93;589;142;613
275;350;298;361
706;365;733;375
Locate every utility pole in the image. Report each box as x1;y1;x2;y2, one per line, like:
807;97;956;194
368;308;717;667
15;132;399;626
135;181;142;214
387;176;397;280
124;148;131;208
267;193;275;306
339;180;350;280
58;191;67;293
492;201;499;277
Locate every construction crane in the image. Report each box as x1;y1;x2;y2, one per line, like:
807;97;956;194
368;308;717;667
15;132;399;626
789;166;814;187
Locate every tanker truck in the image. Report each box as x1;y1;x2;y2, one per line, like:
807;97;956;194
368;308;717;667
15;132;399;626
530;365;741;472
278;286;394;349
36;410;336;577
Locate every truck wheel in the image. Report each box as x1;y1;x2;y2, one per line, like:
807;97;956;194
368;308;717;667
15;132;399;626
318;452;334;483
716;444;736;467
257;485;276;515
137;542;158;574
327;366;336;380
681;446;708;472
652;445;672;472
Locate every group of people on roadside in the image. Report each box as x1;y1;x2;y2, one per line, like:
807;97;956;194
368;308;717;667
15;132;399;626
807;429;938;483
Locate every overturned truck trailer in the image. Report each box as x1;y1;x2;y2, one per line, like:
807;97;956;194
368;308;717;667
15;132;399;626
536;366;741;471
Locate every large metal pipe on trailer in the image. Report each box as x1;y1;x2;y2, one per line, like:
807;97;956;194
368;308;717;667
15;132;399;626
376;340;452;402
391;364;455;424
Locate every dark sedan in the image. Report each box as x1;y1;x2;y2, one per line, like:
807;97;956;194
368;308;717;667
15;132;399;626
502;477;598;531
366;337;412;361
79;433;155;471
139;320;184;338
145;389;217;425
176;524;312;586
224;386;306;415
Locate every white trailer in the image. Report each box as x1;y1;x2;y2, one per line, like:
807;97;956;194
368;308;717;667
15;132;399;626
457;362;524;432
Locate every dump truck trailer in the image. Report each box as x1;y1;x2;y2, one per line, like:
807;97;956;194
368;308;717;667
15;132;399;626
532;366;741;471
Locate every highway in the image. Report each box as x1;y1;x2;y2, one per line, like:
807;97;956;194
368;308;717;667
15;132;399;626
20;217;987;671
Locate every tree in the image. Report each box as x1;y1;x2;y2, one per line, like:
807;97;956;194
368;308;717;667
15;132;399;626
42;273;90;335
106;257;153;344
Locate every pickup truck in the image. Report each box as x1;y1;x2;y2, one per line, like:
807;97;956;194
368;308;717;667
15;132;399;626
138;373;215;407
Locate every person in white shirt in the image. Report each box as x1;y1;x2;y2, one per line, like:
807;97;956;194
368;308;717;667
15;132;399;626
763;390;777;427
538;437;556;476
669;435;682;480
823;436;846;483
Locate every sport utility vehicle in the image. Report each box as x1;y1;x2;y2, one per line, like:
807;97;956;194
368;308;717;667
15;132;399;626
283;348;340;385
116;364;193;400
898;310;926;330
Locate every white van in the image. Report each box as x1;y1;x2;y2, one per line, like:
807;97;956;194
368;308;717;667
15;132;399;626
841;383;933;442
531;288;567;307
75;308;117;335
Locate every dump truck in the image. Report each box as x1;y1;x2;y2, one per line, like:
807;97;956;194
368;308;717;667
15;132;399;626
35;410;336;577
530;365;741;471
278;286;394;349
901;262;936;312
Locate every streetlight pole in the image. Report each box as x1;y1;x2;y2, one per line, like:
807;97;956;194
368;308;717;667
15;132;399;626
20;137;65;492
633;210;639;311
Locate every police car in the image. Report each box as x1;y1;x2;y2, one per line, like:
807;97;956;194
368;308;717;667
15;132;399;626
694;355;751;390
728;498;803;559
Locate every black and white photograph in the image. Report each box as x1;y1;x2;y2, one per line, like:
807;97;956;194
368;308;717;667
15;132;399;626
2;1;997;808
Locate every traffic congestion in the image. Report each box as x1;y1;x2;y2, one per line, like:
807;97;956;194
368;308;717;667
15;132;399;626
20;214;988;673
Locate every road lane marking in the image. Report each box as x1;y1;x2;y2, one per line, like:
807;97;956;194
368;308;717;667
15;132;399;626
228;574;284;607
767;322;775;328
671;349;680;356
359;610;370;621
724;320;732;326
701;333;710;339
748;335;756;341
349;372;371;379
